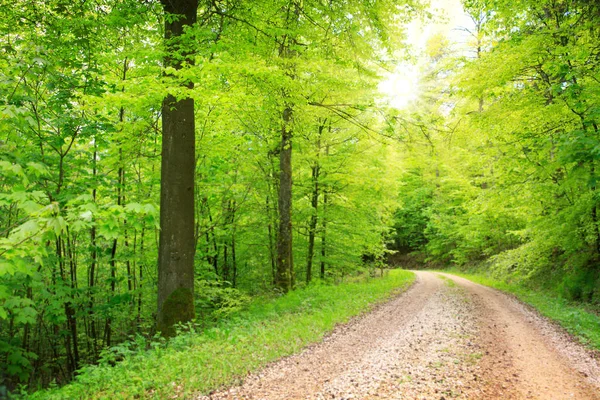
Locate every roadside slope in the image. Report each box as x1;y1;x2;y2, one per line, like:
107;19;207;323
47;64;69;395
32;270;415;400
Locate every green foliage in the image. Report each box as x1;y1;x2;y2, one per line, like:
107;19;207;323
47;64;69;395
0;0;422;392
390;169;434;252
30;269;414;399
558;266;600;304
389;0;600;317
195;280;251;320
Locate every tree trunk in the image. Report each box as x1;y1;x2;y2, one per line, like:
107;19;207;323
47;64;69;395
275;105;294;292
106;234;117;347
306;163;319;283
66;230;80;372
222;239;229;282
266;194;276;285
231;199;237;288
320;189;328;280
201;197;219;275
157;0;198;337
320;144;330;279
138;225;145;325
89;143;98;357
106;147;124;347
306;124;324;283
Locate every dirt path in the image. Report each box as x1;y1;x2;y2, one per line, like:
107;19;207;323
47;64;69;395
199;271;600;399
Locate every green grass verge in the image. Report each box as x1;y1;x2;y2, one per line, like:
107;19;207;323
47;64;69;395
31;269;415;400
442;269;600;351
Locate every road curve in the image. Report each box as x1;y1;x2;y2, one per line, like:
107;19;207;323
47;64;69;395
198;271;600;400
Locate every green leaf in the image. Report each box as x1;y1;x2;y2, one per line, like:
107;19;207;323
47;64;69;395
0;262;15;276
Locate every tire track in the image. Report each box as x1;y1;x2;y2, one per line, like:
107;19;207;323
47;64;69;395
198;271;600;399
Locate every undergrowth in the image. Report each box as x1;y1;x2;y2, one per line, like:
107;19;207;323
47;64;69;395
444;269;600;351
28;269;415;400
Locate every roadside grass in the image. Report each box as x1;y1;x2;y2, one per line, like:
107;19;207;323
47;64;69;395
441;269;600;351
437;274;456;288
31;269;415;400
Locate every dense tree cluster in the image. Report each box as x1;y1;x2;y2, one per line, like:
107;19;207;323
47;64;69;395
392;0;600;302
4;0;599;394
0;0;422;391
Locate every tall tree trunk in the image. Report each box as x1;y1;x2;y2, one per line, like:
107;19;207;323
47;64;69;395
320;189;328;280
56;237;75;375
265;160;278;285
138;225;145;325
229;199;237;287
275;105;294;292
222;239;229;282
66;231;80;372
105;234;117;348
306;124;324;283
232;224;237;288
306;163;320;283
202;197;219;275
125;229;132;294
89;143;98;357
320;144;330;279
274;4;299;292
106;146;124;347
266;194;276;285
476;15;484;112
157;0;198;337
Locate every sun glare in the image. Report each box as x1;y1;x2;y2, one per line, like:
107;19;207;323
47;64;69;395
378;0;470;110
378;67;420;109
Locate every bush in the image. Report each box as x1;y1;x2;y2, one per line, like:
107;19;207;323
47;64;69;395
559;267;600;303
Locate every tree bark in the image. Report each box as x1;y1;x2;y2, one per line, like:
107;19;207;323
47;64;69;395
320;189;328;280
306;124;325;283
230;199;237;288
320;144;330;280
266;194;276;285
138;225;145;325
88;143;98;357
157;0;198;337
275;105;294;292
306;163;320;283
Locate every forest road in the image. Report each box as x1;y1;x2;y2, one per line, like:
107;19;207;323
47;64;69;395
198;271;600;400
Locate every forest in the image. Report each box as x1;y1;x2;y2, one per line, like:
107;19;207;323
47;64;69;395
0;0;599;397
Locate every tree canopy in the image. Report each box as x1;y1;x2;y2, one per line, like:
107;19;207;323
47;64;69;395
390;0;600;301
1;0;599;395
0;0;423;390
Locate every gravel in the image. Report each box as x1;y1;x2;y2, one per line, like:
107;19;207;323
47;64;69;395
197;271;600;400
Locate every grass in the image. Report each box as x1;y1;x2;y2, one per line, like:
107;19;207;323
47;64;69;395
31;269;415;400
441;269;600;351
437;274;456;288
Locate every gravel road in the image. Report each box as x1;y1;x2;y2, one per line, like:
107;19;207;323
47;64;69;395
199;271;600;399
